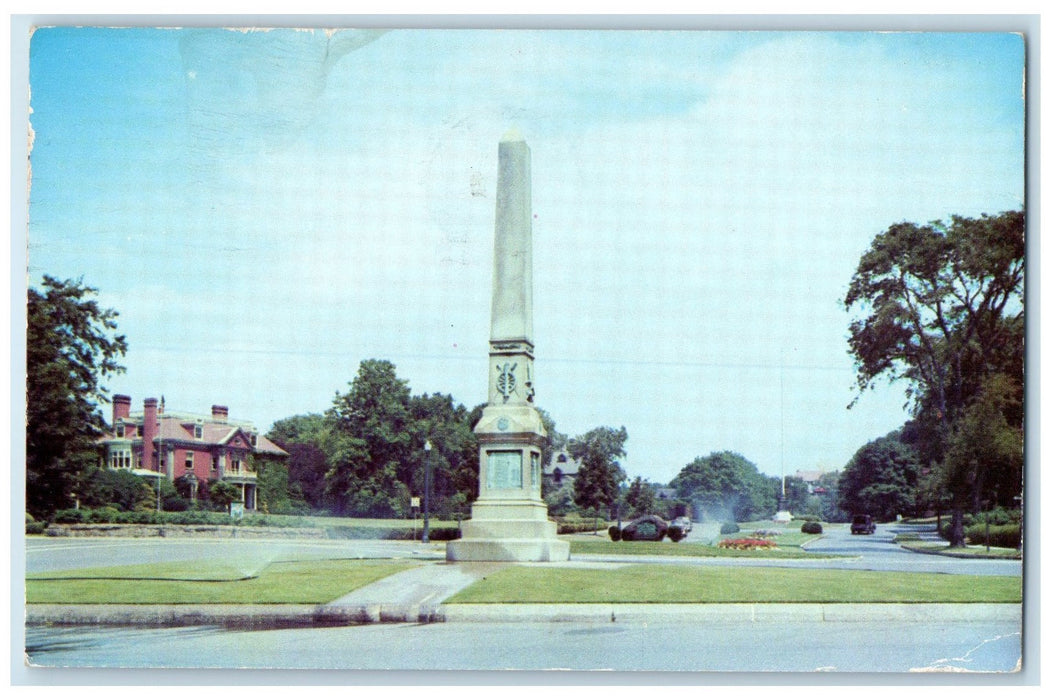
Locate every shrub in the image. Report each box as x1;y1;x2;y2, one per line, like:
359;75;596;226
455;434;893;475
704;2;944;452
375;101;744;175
752;529;782;538
26;521;45;535
972;508;1021;526
965;523;1021;549
557;520;603;535
667;525;684;542
720;522;740;535
87;506;122;523
52;508;87;524
801;521;823;535
608;525;622;542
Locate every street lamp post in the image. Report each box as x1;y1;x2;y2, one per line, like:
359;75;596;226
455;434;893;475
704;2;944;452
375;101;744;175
423;440;432;544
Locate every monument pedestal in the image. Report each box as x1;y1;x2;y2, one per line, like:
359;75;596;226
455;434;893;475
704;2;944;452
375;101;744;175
446;406;569;562
446;504;570;562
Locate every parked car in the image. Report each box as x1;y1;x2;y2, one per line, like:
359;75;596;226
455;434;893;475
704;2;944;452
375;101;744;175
620;515;669;542
850;514;876;535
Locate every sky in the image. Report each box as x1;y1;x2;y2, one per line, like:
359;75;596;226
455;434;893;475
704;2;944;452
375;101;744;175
23;26;1026;485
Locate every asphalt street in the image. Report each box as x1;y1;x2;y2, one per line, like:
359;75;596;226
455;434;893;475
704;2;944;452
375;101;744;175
24;521;1023;577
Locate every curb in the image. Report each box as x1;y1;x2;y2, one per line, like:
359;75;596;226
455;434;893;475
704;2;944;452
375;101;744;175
898;543;1022;560
25;603;444;627
25;602;1020;627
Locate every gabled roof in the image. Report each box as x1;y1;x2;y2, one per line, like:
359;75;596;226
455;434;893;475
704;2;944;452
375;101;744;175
99;412;287;457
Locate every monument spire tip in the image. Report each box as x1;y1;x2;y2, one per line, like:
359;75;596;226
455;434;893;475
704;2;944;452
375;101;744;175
500;127;525;143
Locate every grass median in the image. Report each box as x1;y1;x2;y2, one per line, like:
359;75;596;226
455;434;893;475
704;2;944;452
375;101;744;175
446;564;1022;604
26;558;417;605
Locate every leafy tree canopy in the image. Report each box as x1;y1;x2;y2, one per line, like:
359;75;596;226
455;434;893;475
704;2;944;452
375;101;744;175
669;451;773;522
570;426;628;514
837;432;920;521
26;275;127;517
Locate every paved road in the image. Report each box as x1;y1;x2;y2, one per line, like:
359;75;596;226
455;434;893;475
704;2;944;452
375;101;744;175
24;523;1022;578
24;537;446;574
23;618;1023;672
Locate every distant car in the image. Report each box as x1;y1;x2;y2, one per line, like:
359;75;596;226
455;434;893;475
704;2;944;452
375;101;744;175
851;514;876;535
620;515;669;542
668;516;691;542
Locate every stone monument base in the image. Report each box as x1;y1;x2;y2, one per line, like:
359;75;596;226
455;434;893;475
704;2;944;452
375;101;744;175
446;498;570;562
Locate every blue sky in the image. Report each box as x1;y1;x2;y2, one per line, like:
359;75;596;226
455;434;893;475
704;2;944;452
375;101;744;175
25;27;1025;484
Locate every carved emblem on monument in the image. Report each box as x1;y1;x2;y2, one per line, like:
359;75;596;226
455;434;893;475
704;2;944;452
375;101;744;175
496;362;517;401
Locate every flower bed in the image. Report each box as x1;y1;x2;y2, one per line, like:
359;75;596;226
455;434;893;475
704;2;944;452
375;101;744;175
717;538;777;551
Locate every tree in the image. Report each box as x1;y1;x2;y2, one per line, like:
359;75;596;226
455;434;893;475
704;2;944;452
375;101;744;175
408;392;479;512
26;276;127;517
207;480;241;510
782;475;812;515
623;476;657;518
941;373;1024;543
844;211;1024;544
79;467;154;512
837;433;920;521
670;451;772;522
267;413;336;510
325;359;413;516
570;426;628;528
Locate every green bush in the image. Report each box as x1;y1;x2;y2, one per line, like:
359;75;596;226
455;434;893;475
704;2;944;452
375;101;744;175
26;521;46;535
87;506;122;523
965;523;1021;549
801;521;823;535
667;525;685;542
608;525;621;542
52;508;87;524
720;522;740;535
557;521;602;534
972;508;1021;526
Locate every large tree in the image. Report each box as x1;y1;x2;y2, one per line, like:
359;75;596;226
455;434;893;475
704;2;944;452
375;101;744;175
325;359;412;516
844;211;1024;544
837;432;921;521
26;276;127;517
266;413;331;510
569;426;628;526
670;451;774;523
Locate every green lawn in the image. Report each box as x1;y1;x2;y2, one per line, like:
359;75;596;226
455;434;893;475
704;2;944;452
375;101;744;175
446;564;1022;604
569;538;834;559
898;541;1023;560
262;514;461;529
26;559;417;605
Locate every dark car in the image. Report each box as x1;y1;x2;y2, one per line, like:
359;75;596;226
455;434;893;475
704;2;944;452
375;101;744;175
620;515;669;542
850;514;876;535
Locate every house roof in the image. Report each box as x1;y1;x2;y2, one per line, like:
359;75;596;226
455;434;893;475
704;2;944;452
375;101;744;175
99;409;287;457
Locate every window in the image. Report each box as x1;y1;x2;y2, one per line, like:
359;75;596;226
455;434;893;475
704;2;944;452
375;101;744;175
136;424;143;437
115;421;125;438
211;455;219;473
231;458;241;474
194;422;203;439
185;452;194;472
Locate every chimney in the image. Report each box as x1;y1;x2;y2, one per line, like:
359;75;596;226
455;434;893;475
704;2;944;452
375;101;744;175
142;398;159;471
112;394;131;425
212;405;229;422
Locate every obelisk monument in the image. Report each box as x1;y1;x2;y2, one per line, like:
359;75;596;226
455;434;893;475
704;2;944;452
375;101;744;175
446;130;570;562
